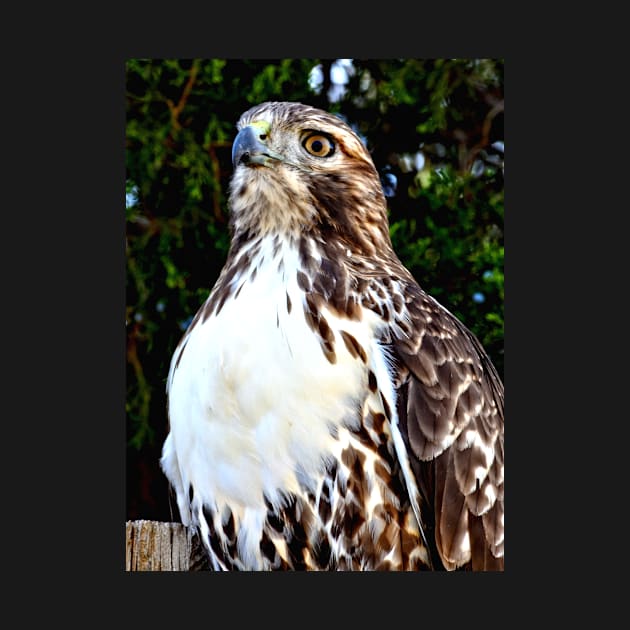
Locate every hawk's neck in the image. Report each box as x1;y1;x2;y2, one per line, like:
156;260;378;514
200;230;360;324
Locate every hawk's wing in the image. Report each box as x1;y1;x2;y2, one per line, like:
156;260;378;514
389;277;504;570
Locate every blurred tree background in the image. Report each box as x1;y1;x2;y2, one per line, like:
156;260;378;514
126;58;504;522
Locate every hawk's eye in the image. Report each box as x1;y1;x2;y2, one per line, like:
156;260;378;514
302;133;335;158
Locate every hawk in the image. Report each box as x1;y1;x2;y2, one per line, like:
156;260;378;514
161;101;504;571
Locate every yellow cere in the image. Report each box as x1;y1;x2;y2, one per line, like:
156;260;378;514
249;120;272;135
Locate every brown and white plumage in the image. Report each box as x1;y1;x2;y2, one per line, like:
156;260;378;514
161;101;504;571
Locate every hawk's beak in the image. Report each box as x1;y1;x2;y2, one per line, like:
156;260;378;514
232;122;284;168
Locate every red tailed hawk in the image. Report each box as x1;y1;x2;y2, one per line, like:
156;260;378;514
161;101;504;570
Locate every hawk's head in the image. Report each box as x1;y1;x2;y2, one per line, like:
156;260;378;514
228;101;391;256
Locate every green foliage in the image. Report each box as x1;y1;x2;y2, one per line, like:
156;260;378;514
125;58;504;520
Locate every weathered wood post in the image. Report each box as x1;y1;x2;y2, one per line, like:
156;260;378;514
125;520;211;571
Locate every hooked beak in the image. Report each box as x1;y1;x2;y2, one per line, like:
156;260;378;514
231;122;284;168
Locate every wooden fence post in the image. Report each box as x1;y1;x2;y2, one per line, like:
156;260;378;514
125;520;211;571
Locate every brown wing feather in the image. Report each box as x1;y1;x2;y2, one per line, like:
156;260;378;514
391;279;504;571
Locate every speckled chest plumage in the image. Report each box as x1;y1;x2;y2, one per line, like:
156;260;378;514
161;237;430;570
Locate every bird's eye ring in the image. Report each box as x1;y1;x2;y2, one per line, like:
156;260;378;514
302;133;335;158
